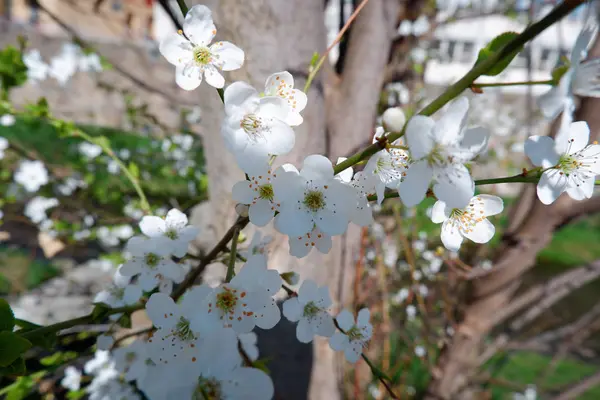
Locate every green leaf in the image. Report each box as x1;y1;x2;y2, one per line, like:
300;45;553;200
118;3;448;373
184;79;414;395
40;351;77;366
551;61;571;85
251;357;271;374
128;162;140;179
475;32;522;76
0;332;31;367
118;313;132;329
0;356;26;376
91;303;111;322
0;298;14;331
67;389;87;400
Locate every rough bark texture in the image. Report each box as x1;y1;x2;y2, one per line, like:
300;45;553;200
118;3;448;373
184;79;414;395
187;1;400;399
425;38;600;399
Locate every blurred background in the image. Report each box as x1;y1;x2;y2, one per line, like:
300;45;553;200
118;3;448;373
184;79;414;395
0;0;599;399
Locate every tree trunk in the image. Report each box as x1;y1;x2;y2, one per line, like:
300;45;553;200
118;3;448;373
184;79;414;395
425;38;600;399
188;1;400;398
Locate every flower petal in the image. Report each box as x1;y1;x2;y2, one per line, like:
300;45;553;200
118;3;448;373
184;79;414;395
175;64;202;91
434;97;469;145
477;194;504;217
249;199;275;227
282;298;303;322
139;216;166;237
398;160;433;207
159;33;193;66
183;5;216;46
301;155;334;183
433;164;474;209
430;200;449;223
463;219;495;244
525;135;559;168
537;169;568;205
296;318;315;343
203;65;225;88
275;207;313;236
329;332;349;351
566;176;595;200
335;309;355;331
210;41;244;71
145;293;177;329
298;279;319;304
440;221;464;252
406;116;436;159
231;181;256;204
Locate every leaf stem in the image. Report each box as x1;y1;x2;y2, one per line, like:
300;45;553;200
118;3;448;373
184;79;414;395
471;79;554;88
225;227;241;282
176;0;189;15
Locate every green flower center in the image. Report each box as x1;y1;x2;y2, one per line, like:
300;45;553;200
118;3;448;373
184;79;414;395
216;290;238;313
426;145;448;166
258;184;274;201
193;46;212;65
195;377;222;400
175;317;195;341
557;154;581;175
145;252;161;268
303;301;320;318
346;326;364;342
109;286;125;299
165;229;179;240
303;190;325;212
241;114;262;135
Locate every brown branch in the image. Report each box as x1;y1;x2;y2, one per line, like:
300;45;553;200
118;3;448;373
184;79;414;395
551;371;600;400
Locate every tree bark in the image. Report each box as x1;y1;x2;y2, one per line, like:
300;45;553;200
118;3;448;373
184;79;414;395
188;1;400;399
425;38;600;399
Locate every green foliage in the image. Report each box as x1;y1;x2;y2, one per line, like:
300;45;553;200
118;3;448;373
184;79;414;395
67;389;87;400
0;371;45;399
40;351;78;367
475;32;523;76
0;298;14;332
0;357;26;376
91;303;112;322
551;59;571;85
0;46;28;96
0;331;31;367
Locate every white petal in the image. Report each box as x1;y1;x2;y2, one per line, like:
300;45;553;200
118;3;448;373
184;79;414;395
433;165;474;209
477;194;504;217
274;207;313;236
159;33;193;66
118;260;141;277
335;309;355;331
249;199;275;227
434;97;469;144
282;298;303;322
357;308;370;327
298;280;319;304
314;232;333;254
459;126;490;158
224;81;259;110
406;116;436;159
145;293;177;329
566;121;591;154
566;176;595;200
175;64;202;91
264;71;294;95
463;219;495;244
344;347;361;363
226;368;274;400
440;221;464;252
316;314;336;337
537;86;566;120
537;169;568;205
398;160;433;207
254;300;281;330
329;332;349;351
335;157;353;183
165;208;188;227
296;318;315;343
301;155;334;183
289;236;311;258
123;285;142;304
231;181;255;204
210;41;244;71
316;208;348;236
203;65;225;89
264;118;295;156
525;136;559;167
272;170;303;203
183;5;216;46
430;200;449;223
138;216;165;237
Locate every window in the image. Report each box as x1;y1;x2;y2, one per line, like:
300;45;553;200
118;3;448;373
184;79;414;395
460;42;475;63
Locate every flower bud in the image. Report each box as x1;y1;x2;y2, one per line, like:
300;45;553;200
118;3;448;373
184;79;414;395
235;203;249;218
382;107;406;133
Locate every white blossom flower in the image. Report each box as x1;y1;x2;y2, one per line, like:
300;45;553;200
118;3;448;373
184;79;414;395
232;163;285;227
139;208;199;257
15;160;49;192
78;142;102;159
364;127;409;204
96;334;114;351
24;196;58;224
329;308;373;363
238;332;259;361
120;236;185;291
431;194;503;252
263;71;308;126
525;121;600;204
23;49;49;83
0;115;15;127
415;345;426;357
61;366;82;391
513;385;538;400
113;340;150;382
159;5;244;90
382;107;406;132
177;366;275;400
406;305;417;319
145;288;241;368
283;280;335;343
288;225;332;258
335;159;374;226
0;137;8;159
49;43;80;85
94;266;142;320
222;81;294;172
195;257;281;334
240;231;273;263
399;97;489;208
274;155;355;237
538;17;599;133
